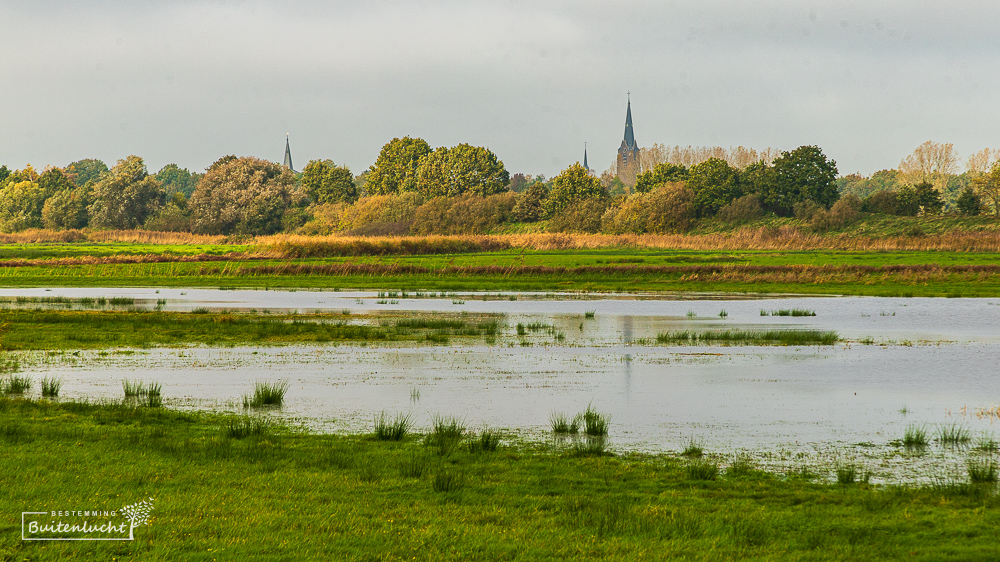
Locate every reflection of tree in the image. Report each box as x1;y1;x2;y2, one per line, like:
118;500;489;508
121;498;155;540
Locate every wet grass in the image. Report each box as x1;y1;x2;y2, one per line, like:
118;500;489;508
761;308;817;317
967;457;998;484
40;376;62;397
681;440;704;458
583;405;610;437
373;412;413;441
937;424;972;446
244;380;289;408
3;396;1000;558
0;309;503;350
656;329;839;346
550;412;581;434
2;374;31;394
468;428;502;454
902;425;930;448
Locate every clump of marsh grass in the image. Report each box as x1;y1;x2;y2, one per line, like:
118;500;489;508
583;405;609;437
656;329;838;346
550;412;581;434
937;424;972;446
571;436;609;457
718;309;728;318
584;310;596;319
225;415;271;439
122;379;145;397
40;376;62;398
836;465;858;485
432;470;465;493
762;308;817;317
427;415;465;453
468;428;502;454
3;375;32;394
686;460;719;481
143;382;163;408
974;435;999;452
903;425;930;448
726;454;755;477
399;454;428;478
681;439;704;458
967;457;998;484
243;380;290;408
373;412;412;441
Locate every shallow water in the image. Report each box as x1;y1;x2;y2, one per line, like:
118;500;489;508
6;287;1000;483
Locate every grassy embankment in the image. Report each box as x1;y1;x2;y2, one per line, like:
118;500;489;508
0;225;999;295
1;397;999;560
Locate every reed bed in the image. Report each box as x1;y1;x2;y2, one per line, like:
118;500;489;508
656;329;839;346
261;228;1000;255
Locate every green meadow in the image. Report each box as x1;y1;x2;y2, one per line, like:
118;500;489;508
1;397;999;560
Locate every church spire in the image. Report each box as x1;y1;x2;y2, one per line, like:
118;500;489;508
283;133;295;173
623;93;635;150
583;142;589;171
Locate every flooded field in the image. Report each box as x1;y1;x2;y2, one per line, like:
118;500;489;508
5;287;1000;483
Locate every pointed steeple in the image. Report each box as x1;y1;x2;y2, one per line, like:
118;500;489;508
283;134;295;173
583;142;589;171
623;93;635;150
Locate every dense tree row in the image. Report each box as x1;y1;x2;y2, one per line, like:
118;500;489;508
2;138;999;237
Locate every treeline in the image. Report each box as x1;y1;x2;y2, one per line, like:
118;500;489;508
3;138;999;238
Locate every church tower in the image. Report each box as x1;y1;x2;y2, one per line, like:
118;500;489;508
583;142;590;173
616;95;640;186
283;134;296;173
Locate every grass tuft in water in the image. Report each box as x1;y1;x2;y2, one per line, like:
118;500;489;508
3;375;32;394
122;379;145;397
656;329;838;346
584;310;596;319
244;380;290;408
373;412;413;441
550;412;581;434
583;405;609;436
726;455;755;477
40;376;62;398
967;457;998;484
718;309;728;318
974;435;999;452
903;425;930;448
836;465;857;485
937;424;972;446
681;440;704;458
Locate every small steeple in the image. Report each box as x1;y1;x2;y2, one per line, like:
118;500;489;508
623;92;635;150
583;142;589;171
283;133;296;173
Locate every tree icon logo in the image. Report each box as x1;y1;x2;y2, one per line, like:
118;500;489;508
120;498;155;540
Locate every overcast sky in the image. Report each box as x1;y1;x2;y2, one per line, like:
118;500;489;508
1;1;997;178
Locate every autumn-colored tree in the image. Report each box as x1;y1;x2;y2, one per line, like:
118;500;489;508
973;162;1000;217
42;188;88;230
155;164;200;198
65;159;107;187
512;181;549;222
0;180;47;231
302;160;356;204
189;156;304;235
634;163;688;193
686;157;741;217
88;156;165;229
365;137;432;195
543;163;606;218
415;144;509;198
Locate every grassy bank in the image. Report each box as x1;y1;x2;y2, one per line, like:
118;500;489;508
1;397;998;560
0;309;501;350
